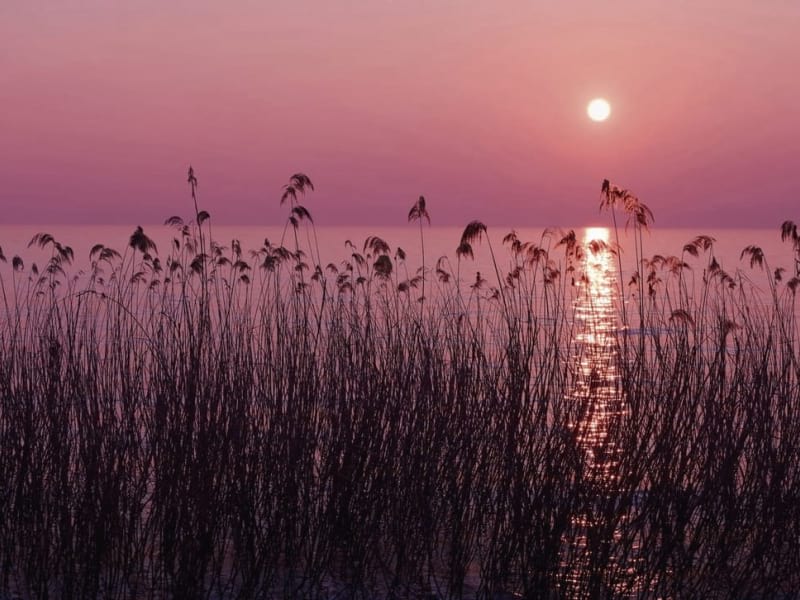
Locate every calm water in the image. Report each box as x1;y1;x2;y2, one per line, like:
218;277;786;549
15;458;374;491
0;224;792;280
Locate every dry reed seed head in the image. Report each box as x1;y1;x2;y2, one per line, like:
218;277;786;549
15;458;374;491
502;230;518;246
599;180;625;209
129;226;158;255
363;236;390;256
695;235;716;251
599;181;654;230
556;230;577;252
525;245;549;265
648;254;666;269
460;221;487;246
740;245;765;269
89;244;105;261
373;255;393;279
408;195;430;224
289;173;314;193
456;242;474;260
28;232;55;249
588;240;609;255
780;220;798;243
630;202;655;230
55;243;74;264
261;256;278;271
281;174;314;206
292;205;313;223
281;186;297;206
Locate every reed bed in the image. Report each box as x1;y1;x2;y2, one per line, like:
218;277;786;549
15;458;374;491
1;174;800;599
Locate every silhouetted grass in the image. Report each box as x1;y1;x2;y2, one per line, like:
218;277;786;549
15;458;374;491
1;174;800;599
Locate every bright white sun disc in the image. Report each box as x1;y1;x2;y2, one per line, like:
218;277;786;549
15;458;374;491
587;98;611;122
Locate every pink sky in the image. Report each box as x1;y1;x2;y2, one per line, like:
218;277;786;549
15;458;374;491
1;1;798;227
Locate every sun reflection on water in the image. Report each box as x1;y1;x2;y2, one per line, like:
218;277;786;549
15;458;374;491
564;226;633;596
572;226;623;479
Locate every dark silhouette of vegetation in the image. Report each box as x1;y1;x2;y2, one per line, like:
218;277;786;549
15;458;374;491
1;172;800;598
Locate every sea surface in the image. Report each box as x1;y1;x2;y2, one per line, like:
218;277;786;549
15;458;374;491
0;224;794;282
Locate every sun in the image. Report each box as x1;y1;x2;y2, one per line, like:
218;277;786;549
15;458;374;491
587;98;611;122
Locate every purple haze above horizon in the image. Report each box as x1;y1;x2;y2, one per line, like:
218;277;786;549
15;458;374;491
2;1;799;228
